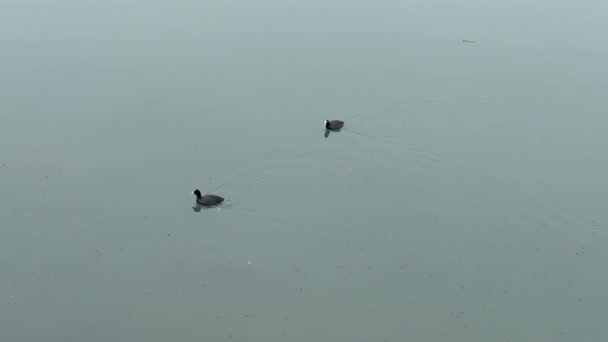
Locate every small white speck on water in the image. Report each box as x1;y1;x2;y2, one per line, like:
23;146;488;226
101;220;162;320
247;261;252;265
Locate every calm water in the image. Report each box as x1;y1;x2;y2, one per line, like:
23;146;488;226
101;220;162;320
2;1;608;341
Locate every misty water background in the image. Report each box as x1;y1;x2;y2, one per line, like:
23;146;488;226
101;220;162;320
1;1;608;341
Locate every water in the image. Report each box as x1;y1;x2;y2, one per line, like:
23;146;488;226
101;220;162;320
1;1;608;341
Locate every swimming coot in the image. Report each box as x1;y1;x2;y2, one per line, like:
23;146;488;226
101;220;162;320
324;120;344;130
192;189;224;205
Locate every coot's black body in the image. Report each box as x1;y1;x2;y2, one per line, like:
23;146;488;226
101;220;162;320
192;189;224;205
324;120;344;130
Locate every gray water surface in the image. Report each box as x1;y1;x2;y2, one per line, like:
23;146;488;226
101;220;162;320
2;1;608;341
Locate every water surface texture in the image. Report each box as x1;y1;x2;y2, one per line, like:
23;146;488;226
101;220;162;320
1;1;608;341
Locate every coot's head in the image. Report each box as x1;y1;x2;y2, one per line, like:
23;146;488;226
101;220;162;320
324;120;330;129
192;189;202;198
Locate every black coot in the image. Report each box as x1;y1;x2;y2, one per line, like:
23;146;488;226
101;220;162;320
324;120;344;130
192;189;224;205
